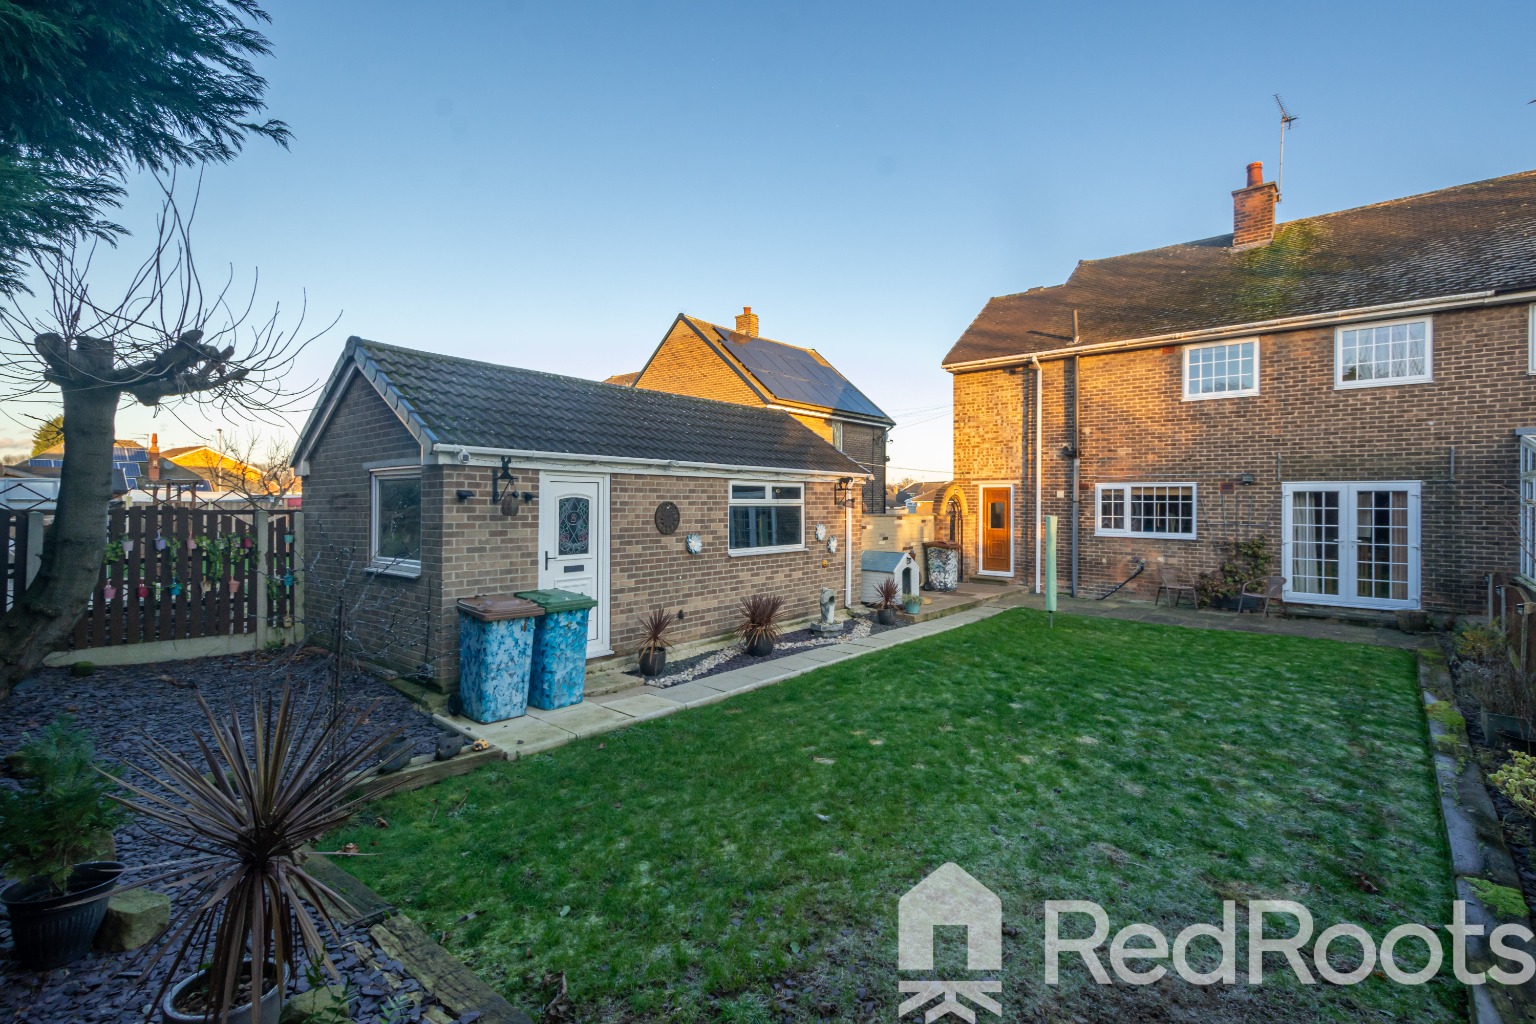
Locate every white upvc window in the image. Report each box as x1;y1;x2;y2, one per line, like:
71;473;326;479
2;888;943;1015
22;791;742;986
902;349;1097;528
1183;339;1258;399
370;468;422;577
1335;316;1432;389
1095;483;1197;539
831;421;845;451
728;481;804;555
1520;434;1536;584
1528;305;1535;375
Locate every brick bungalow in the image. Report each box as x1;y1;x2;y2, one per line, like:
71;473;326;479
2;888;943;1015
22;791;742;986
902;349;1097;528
943;163;1536;614
293;338;869;690
608;307;895;513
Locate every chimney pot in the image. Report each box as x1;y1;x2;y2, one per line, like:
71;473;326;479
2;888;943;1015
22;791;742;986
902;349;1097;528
1246;161;1263;188
148;433;161;483
735;306;759;338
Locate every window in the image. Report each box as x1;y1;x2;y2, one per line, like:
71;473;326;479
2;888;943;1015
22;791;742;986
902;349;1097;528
728;481;804;554
1521;434;1536;583
1529;305;1536;375
1183;339;1258;399
1335;317;1432;389
370;469;422;575
1282;481;1420;609
831;421;845;451
1094;483;1196;539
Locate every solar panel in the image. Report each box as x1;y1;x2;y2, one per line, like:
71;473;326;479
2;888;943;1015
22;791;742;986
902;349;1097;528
717;331;888;420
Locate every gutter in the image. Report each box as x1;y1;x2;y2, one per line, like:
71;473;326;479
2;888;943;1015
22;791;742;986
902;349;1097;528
942;288;1534;372
432;444;871;481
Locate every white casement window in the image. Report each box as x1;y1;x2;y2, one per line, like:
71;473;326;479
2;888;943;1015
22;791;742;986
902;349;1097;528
1521;434;1536;583
1528;305;1536;375
1095;483;1197;539
728;481;804;555
1335;316;1432;389
1281;481;1421;610
1183;339;1258;399
370;468;422;576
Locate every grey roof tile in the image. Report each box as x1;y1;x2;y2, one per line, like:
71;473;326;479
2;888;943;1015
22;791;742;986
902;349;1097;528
343;339;868;476
944;169;1536;366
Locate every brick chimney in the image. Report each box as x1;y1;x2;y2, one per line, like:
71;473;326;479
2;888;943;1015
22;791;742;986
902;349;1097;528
735;306;759;338
1231;161;1279;249
148;432;160;483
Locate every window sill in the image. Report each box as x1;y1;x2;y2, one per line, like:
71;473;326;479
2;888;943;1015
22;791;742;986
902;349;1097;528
1182;389;1259;402
1334;376;1432;391
727;545;807;557
1094;531;1198;541
366;561;422;579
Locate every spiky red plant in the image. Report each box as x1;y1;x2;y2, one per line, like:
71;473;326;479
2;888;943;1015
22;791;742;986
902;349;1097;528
736;594;786;647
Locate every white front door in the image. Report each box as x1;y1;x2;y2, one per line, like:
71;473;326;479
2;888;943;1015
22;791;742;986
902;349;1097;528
1281;481;1421;611
538;473;610;657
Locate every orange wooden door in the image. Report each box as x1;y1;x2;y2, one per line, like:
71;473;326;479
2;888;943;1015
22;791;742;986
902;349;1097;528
981;487;1011;573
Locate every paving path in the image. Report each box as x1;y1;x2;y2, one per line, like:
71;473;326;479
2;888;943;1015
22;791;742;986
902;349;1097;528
438;604;1008;758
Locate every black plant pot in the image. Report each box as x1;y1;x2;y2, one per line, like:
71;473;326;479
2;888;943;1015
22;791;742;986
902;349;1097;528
161;961;288;1024
746;635;774;658
638;649;667;677
376;737;413;774
1;861;124;971
877;608;897;626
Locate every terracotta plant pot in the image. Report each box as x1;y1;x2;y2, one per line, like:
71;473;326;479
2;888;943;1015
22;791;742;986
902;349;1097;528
638;649;667;677
0;861;124;971
746;635;774;657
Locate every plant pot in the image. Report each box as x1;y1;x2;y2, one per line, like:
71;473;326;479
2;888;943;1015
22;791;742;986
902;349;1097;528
903;600;922;616
376;737;413;774
638;649;667;677
161;962;288;1024
877;608;897;626
0;861;124;971
746;635;774;658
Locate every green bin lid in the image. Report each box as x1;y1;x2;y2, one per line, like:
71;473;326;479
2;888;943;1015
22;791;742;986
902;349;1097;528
514;588;598;613
457;596;545;622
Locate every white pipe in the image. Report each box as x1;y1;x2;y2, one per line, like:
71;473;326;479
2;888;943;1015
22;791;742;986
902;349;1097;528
1031;355;1043;595
845;500;853;608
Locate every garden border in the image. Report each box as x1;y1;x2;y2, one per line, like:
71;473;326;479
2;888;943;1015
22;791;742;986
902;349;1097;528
1419;650;1536;1024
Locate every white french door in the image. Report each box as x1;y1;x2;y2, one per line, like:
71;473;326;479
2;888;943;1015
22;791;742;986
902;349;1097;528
1521;436;1536;583
537;473;611;658
1281;481;1421;611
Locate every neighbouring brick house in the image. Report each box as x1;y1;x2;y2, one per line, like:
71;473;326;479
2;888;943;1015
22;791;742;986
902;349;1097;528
608;307;896;513
294;337;869;689
943;163;1536;614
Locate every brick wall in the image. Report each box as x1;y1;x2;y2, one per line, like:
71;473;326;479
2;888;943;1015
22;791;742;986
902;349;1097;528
840;421;888;514
634;319;761;405
300;375;433;674
950;302;1536;611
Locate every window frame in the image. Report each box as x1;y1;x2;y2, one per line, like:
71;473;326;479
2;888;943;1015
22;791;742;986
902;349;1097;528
369;467;423;577
1520;433;1536;585
727;479;806;556
1528;305;1536;376
1280;480;1422;611
1182;338;1260;401
1093;482;1198;540
831;421;845;452
1334;315;1433;390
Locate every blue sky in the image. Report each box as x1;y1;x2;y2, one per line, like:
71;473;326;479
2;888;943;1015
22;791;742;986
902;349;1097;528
3;0;1534;477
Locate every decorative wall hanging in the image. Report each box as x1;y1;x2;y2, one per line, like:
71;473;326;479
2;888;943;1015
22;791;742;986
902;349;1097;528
685;533;703;555
491;456;535;516
827;535;838;554
814;524;827;542
654;501;680;535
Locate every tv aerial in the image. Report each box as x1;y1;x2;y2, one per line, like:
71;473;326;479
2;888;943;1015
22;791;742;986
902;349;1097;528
1274;94;1298;200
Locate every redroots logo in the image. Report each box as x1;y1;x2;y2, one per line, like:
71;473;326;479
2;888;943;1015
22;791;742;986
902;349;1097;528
898;864;1003;1021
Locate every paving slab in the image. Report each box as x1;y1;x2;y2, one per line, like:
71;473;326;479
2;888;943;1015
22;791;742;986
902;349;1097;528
526;701;634;738
467;715;575;757
643;680;731;707
601;693;682;721
796;646;860;664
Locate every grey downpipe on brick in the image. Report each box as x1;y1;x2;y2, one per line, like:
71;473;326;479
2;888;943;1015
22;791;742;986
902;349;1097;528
1070;351;1081;599
1030;355;1043;595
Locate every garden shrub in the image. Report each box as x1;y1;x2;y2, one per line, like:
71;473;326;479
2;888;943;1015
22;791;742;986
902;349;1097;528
1490;751;1536;820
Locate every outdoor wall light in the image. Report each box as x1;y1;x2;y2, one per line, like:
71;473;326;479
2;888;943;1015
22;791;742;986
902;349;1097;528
833;477;856;507
456;489;475;503
1238;473;1256;486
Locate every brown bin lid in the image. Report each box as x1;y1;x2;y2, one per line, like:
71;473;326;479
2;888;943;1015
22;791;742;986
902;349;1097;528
457;596;545;622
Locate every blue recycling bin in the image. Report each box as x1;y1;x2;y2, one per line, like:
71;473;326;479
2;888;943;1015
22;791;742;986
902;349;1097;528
514;589;599;710
457;596;544;723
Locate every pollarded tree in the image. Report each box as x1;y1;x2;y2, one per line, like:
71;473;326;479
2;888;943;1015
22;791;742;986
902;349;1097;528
0;186;330;691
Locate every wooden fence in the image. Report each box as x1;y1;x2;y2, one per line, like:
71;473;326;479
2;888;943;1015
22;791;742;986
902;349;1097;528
3;509;41;614
67;507;299;650
1492;571;1536;677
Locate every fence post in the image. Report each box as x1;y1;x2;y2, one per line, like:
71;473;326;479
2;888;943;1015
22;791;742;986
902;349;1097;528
254;509;270;651
24;511;43;587
292;510;305;644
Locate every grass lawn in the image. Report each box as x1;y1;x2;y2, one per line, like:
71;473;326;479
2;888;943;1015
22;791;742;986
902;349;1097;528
334;610;1460;1023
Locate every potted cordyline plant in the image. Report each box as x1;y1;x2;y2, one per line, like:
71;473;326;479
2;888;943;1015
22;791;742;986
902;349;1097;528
874;578;902;626
636;608;679;678
106;687;400;1024
737;594;786;657
0;717;128;971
